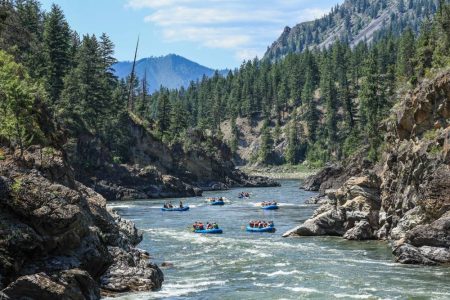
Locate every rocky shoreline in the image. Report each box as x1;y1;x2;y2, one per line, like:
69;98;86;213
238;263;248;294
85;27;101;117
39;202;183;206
0;148;163;299
284;71;450;266
241;165;318;180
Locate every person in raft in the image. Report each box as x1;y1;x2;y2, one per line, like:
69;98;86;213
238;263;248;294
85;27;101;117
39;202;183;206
193;222;205;230
262;201;277;207
179;200;184;208
163;201;173;209
249;220;271;228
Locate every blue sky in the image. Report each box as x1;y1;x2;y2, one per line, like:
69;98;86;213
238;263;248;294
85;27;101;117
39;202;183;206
39;0;343;69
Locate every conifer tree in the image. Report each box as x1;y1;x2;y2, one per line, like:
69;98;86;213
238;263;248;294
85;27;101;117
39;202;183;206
285;111;299;164
43;4;71;104
320;56;338;154
396;27;416;80
157;92;172;138
359;50;383;160
259;120;273;164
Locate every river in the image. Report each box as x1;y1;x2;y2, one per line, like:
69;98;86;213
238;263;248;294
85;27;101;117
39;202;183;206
108;180;450;300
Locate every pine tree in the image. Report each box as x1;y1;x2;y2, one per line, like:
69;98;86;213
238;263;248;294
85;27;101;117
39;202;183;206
285;113;299;164
302;71;318;142
169;101;188;139
359;50;383;161
157;92;172;138
396;27;416;81
259;120;273;164
320;56;338;154
43;4;71;104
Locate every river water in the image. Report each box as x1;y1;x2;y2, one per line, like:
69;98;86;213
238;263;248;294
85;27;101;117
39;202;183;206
108;180;450;300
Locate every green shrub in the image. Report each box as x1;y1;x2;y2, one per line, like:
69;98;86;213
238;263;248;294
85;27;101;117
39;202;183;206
43;147;57;157
12;179;22;193
423;129;440;141
342;130;361;158
305;142;328;168
112;156;122;164
429;144;443;156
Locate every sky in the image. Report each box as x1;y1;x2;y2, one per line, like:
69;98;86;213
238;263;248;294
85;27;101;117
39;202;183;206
39;0;343;69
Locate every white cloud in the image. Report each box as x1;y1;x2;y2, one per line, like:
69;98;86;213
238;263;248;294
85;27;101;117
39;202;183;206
163;27;251;49
127;0;195;9
126;0;338;62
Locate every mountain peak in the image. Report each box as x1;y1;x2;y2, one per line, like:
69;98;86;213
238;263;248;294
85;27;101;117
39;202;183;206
113;54;226;92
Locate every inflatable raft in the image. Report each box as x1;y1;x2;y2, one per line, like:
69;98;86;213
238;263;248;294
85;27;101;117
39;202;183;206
209;200;225;206
261;204;279;210
161;206;190;212
246;225;276;233
194;228;223;234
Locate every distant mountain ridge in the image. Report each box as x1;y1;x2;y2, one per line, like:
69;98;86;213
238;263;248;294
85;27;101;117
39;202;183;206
114;54;227;92
264;0;443;61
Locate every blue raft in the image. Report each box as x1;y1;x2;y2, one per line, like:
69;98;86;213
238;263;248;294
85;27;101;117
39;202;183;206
209;201;225;206
161;206;190;212
194;228;223;234
246;225;276;233
261;204;279;210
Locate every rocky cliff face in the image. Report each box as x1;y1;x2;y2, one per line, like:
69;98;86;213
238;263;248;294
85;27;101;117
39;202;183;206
70;115;278;201
0;147;163;299
285;70;450;265
265;0;439;61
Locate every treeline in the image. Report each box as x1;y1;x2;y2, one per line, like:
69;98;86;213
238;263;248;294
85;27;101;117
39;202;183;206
134;2;450;166
1;0;449;168
0;0;132;161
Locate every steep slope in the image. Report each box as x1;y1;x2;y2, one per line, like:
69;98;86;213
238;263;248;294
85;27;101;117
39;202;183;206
68;114;279;201
114;54;226;92
265;0;440;61
285;70;450;265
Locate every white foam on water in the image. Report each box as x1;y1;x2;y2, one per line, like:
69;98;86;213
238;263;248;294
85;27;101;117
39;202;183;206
107;204;135;209
278;203;306;207
253;282;285;288
285;287;318;293
431;291;450;296
334;293;372;299
341;258;399;267
266;270;302;277
244;248;272;258
362;287;377;292
274;262;289;267
324;272;340;279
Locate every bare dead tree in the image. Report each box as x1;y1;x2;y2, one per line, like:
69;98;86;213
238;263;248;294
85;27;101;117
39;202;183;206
127;36;139;112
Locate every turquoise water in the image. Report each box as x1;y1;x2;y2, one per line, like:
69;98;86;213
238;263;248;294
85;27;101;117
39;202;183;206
108;180;450;300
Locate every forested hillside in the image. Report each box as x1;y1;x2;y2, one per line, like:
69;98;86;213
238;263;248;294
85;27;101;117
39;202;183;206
133;0;450;168
265;0;444;61
0;0;275;201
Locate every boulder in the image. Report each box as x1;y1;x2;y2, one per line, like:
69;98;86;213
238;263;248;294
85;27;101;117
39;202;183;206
343;221;374;240
2;269;99;300
283;208;346;237
100;247;163;294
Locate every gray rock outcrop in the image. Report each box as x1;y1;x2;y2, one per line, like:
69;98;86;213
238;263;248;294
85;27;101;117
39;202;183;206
286;71;450;265
0;147;163;299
